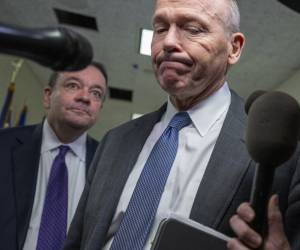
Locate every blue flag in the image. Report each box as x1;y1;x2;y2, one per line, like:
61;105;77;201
16;104;28;127
0;83;15;128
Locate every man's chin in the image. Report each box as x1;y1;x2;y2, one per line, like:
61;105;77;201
65;118;93;131
159;77;187;94
159;70;181;84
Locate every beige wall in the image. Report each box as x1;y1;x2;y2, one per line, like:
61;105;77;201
0;55;45;126
276;70;300;101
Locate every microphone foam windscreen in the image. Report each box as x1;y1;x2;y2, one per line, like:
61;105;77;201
246;91;300;166
245;90;266;114
55;27;93;71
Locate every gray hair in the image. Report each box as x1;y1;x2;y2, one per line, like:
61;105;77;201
224;0;241;34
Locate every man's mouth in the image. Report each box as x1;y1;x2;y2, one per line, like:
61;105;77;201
69;106;90;116
160;61;188;71
156;55;193;73
157;56;193;67
158;59;192;75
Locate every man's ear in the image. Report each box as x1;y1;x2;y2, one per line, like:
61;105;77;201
43;86;52;109
228;32;245;65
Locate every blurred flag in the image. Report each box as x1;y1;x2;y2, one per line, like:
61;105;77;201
16;104;28;127
0;82;15;128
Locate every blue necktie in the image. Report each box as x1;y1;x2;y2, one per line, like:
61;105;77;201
36;145;70;250
110;112;191;250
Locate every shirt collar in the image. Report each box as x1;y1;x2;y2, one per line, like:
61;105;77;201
164;82;231;136
41;119;87;161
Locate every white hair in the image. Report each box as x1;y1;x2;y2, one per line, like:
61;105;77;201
225;0;241;33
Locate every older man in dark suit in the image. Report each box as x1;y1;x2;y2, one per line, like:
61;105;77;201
0;61;108;250
65;1;300;250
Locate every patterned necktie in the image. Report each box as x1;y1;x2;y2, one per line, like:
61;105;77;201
110;112;191;250
36;145;70;250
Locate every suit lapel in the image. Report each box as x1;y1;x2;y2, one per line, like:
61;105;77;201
109;104;167;193
190;92;252;228
104;104;167;198
12;125;42;249
86;104;167;248
85;136;98;172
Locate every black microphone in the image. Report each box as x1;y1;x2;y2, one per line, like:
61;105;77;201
244;90;266;114
0;23;93;71
246;91;300;237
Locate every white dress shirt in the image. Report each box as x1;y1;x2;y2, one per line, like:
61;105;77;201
23;119;87;250
104;83;231;249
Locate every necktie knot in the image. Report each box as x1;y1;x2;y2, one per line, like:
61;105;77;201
58;145;70;158
168;112;191;131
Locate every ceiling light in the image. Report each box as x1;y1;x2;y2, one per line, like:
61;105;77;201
139;29;153;56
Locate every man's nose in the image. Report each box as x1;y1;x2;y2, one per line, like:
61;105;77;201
75;88;91;103
163;26;181;53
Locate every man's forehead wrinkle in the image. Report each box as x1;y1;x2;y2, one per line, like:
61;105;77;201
198;1;227;26
154;0;227;27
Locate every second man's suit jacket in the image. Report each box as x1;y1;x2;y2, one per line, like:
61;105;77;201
0;123;98;250
65;91;300;250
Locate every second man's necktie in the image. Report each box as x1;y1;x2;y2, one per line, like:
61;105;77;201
37;145;70;250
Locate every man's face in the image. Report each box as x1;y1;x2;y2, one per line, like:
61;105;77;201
151;0;244;109
43;65;106;132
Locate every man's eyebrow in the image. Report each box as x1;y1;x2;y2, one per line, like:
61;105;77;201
63;76;81;82
90;84;104;90
152;13;210;30
152;14;165;25
63;77;104;90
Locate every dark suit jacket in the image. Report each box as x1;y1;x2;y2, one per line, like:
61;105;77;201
65;91;300;250
0;123;98;250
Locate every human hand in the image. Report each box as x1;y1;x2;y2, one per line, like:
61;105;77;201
227;194;290;250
